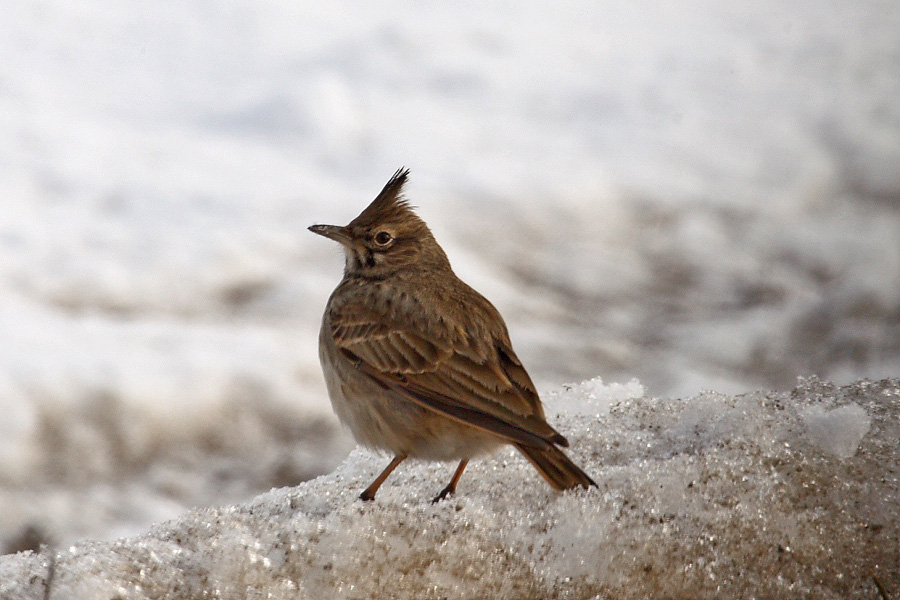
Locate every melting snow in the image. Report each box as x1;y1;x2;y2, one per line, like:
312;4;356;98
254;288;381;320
1;377;897;600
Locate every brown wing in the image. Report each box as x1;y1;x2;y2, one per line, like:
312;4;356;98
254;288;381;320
329;294;568;450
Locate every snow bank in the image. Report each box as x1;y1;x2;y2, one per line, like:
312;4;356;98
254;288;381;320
2;377;896;600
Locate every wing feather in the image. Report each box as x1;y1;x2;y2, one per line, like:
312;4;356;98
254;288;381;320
329;294;566;448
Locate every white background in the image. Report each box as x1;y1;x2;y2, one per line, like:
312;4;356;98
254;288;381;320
0;0;898;549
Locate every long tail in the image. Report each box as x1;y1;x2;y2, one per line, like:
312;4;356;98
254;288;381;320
515;443;596;490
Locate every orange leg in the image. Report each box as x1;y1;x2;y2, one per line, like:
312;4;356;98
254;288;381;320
432;459;469;503
359;454;407;501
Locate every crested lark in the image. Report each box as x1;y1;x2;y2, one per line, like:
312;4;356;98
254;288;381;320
310;169;595;502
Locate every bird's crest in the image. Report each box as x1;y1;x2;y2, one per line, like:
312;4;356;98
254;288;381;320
350;168;419;228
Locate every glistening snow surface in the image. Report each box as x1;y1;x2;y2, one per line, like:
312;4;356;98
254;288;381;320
2;0;899;557
1;378;897;600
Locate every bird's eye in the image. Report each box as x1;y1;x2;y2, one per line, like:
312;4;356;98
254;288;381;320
374;231;393;246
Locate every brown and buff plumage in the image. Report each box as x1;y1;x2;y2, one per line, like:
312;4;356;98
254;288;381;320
310;169;595;501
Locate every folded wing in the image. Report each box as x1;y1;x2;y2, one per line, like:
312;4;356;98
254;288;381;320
329;299;568;450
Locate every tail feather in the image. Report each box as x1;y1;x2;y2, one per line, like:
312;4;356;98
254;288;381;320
515;443;596;490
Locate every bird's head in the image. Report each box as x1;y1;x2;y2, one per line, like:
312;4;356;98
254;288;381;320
309;169;450;277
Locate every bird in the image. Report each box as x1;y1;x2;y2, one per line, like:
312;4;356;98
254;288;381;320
309;168;595;502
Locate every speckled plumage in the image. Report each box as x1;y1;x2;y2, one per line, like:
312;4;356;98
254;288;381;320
310;169;595;501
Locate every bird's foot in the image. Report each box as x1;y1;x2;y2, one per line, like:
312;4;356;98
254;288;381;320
431;486;455;504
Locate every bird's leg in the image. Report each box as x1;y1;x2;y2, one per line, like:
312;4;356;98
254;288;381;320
359;454;407;501
432;459;469;503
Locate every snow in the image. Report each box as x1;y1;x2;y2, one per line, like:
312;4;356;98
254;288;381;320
2;0;900;565
801;403;871;459
1;377;897;600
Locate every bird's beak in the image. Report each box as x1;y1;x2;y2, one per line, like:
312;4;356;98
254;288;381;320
308;224;353;247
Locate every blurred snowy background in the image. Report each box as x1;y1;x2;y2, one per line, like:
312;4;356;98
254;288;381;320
1;0;898;551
